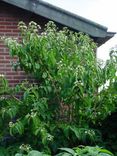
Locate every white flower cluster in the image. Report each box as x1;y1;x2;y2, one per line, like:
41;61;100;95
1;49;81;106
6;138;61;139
19;144;31;151
0;74;4;78
47;133;54;141
0;96;6;100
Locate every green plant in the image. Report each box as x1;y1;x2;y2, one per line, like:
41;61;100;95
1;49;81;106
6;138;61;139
0;74;9;94
99;112;117;155
3;21;117;125
56;146;114;156
0;81;53;153
0;21;117;154
15;144;50;156
49;124;102;151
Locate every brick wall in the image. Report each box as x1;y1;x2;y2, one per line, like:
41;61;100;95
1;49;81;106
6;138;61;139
0;1;48;87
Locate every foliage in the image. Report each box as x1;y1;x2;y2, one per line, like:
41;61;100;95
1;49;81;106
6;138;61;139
56;146;114;156
3;21;117;125
15;147;50;156
99;112;117;155
0;145;113;156
0;80;53;153
98;54;117;155
0;74;9;94
0;77;102;154
0;21;117;154
49;124;102;151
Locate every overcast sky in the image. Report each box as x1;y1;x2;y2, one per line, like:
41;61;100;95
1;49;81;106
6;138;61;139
43;0;117;61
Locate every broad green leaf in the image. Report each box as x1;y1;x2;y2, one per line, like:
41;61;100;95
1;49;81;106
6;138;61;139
99;149;114;156
59;148;75;155
15;154;23;156
28;150;43;156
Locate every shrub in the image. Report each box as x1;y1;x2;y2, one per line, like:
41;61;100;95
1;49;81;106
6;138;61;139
0;21;116;154
56;146;114;156
3;21;117;125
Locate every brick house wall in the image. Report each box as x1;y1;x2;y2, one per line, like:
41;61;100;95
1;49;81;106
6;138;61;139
0;1;48;87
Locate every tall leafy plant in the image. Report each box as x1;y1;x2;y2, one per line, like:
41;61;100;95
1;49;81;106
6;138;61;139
1;21;117;153
3;21;117;125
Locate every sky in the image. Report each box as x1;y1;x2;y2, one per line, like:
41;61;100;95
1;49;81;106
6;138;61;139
43;0;117;61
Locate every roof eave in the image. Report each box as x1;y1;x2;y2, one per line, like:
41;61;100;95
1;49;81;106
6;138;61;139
1;0;116;46
95;32;116;47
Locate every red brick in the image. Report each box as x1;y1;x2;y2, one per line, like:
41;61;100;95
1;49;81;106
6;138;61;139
0;67;12;71
0;1;46;87
0;22;12;25
6;72;19;75
5;33;18;36
0;26;5;29
12;29;19;33
6;25;17;29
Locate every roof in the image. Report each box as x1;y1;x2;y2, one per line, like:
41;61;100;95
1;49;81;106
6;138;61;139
1;0;116;46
